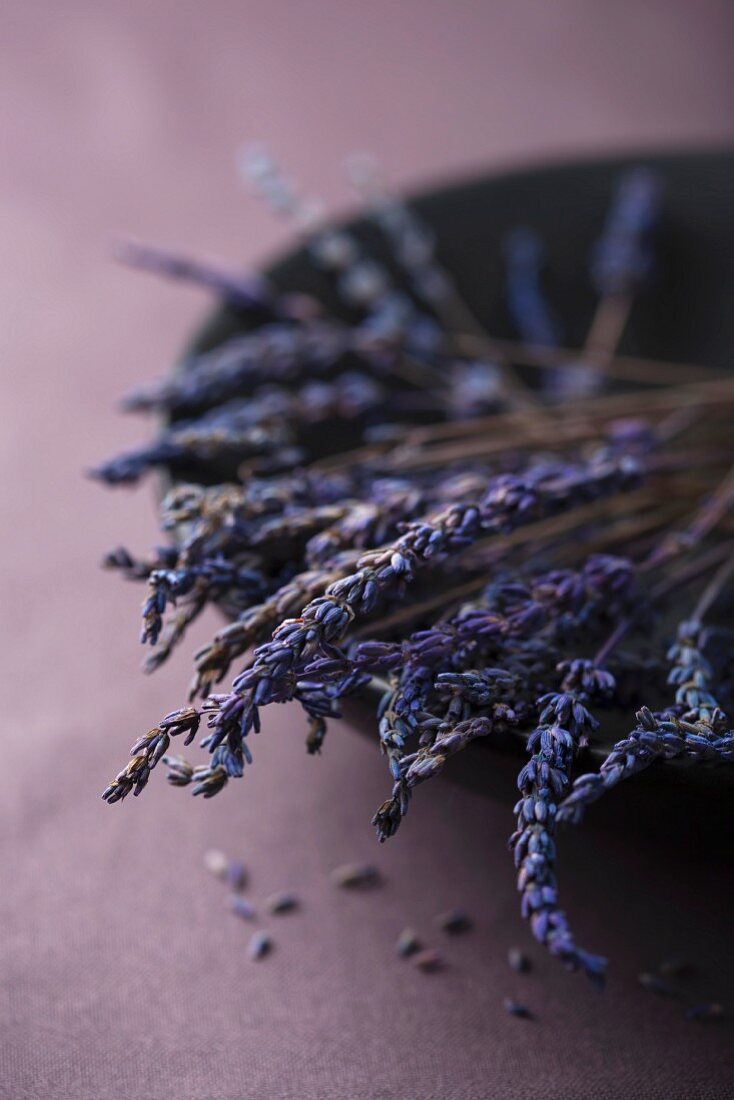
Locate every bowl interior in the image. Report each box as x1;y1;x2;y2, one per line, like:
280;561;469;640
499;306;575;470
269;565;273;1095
189;148;734;371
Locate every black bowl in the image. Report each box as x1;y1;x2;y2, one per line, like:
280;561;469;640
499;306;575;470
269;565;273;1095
176;148;734;831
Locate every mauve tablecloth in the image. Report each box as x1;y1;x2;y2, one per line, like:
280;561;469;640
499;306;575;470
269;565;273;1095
2;3;734;1097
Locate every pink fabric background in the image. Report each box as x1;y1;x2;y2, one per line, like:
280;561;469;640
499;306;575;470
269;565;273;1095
2;3;734;1097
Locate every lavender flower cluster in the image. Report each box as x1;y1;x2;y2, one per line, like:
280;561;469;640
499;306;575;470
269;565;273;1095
97;152;734;984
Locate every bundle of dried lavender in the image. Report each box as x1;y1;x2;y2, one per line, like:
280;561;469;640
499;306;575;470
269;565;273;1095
97;154;734;984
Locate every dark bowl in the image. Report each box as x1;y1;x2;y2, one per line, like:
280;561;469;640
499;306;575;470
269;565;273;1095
176;148;734;836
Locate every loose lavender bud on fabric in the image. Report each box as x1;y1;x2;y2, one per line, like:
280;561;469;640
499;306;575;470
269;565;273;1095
508;947;531;974
227;896;256;921
412;949;443;973
434;909;472;934
330;863;381;889
226;860;248;892
247;931;273;960
503;999;532;1019
396;928;422;958
203;849;229;879
264;892;300;914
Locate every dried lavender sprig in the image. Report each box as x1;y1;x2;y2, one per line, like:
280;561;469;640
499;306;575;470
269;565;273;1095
345;153;546;418
101;708;200;803
113;239;286;316
102;544;179;580
95;374;403;486
502;226;594;403
304;483;439;568
104;456;628;806
352;554;634;834
557;707;734;825
351;554;635;682
121;319;356;416
158;469;356;553
93;420;295;487
142;583;209;674
509;659;615;985
295;663;370;756
346;153;476;326
549;169;662;404
189;455;641;792
153;486;351;591
243;146;458;401
558;614;734;824
140;558;267;647
188;556;359;699
158;467;489;577
244;146;550;423
373;708;515;841
503;228;561;349
590;168;661;298
242;145;411;317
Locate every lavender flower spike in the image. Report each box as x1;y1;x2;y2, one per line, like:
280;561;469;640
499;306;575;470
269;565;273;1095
510;660;615;985
101;707;200;803
558;619;733;825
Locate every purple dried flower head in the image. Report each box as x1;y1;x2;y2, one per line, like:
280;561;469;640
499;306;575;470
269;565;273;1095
164;755;194;788
190;765;229;799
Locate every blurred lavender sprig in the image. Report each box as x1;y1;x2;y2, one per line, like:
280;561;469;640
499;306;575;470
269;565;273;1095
504;228;561;349
590;167;661;298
